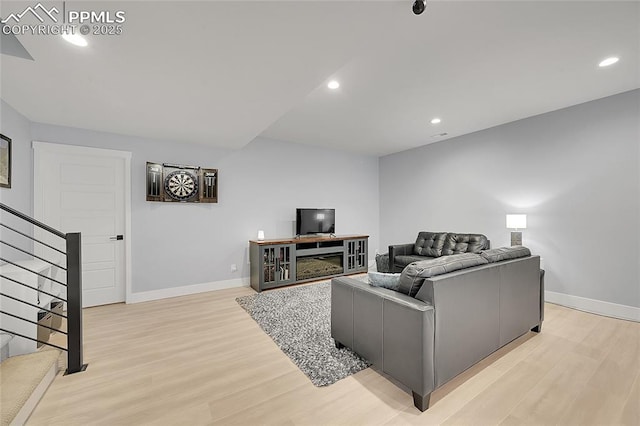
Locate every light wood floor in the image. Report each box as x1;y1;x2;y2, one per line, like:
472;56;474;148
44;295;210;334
27;285;639;425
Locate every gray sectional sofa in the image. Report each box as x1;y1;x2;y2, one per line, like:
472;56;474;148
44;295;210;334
389;231;490;272
331;246;542;411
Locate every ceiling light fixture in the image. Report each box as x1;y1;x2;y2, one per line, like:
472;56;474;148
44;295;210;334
413;0;427;15
599;57;619;67
327;80;340;90
62;33;88;47
430;118;441;124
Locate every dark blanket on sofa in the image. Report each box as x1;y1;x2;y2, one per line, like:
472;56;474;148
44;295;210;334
397;253;489;297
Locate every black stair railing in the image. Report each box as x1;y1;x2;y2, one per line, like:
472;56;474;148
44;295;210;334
0;202;86;374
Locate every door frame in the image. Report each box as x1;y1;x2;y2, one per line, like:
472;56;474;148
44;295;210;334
33;141;133;304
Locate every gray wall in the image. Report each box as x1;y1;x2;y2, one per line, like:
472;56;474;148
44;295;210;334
5;90;638;308
0;101;31;213
380;90;640;308
1;101;379;294
0;100;34;257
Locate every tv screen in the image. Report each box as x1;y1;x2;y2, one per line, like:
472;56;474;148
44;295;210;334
296;208;335;235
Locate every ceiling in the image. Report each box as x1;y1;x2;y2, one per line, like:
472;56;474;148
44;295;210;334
1;1;638;157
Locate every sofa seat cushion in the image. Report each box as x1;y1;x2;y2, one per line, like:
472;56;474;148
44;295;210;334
414;232;448;257
398;253;489;297
481;246;531;263
395;255;430;269
442;233;489;256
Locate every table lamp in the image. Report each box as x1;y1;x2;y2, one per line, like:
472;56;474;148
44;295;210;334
506;214;526;246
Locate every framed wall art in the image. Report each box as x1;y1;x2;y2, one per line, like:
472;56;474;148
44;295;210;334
0;134;11;188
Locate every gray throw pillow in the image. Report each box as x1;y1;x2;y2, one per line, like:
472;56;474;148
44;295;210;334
368;271;401;291
397;253;489;297
481;246;531;263
375;253;391;273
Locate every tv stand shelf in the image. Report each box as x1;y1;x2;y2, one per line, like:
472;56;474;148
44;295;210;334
296;246;343;257
249;234;368;292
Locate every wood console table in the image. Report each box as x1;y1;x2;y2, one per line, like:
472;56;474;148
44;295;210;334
249;235;368;292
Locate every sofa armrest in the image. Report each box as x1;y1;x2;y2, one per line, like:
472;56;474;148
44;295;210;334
388;243;414;272
331;277;435;399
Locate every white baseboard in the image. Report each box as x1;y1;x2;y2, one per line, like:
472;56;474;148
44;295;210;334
545;291;640;322
128;278;250;304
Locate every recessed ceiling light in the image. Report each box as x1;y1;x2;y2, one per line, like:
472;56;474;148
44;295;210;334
62;33;88;47
327;80;340;90
599;57;619;67
430;118;441;124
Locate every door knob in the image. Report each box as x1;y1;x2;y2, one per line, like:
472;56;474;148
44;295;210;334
109;235;124;241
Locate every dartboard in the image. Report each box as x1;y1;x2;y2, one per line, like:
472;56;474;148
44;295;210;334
164;170;198;201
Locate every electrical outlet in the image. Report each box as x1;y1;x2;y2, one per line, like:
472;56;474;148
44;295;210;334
230;263;237;272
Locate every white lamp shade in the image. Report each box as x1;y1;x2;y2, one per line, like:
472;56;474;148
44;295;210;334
257;230;265;240
506;214;527;230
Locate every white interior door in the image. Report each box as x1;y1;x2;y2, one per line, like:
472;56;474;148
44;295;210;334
34;143;130;307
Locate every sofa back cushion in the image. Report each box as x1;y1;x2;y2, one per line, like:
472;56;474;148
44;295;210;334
442;233;489;256
414;232;448;257
397;253;489;297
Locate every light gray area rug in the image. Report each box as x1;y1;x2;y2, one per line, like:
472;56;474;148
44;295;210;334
236;281;370;386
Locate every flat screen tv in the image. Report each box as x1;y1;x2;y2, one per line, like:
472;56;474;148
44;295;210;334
296;208;335;235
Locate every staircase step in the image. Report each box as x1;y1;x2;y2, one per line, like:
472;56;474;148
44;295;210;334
0;350;60;426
